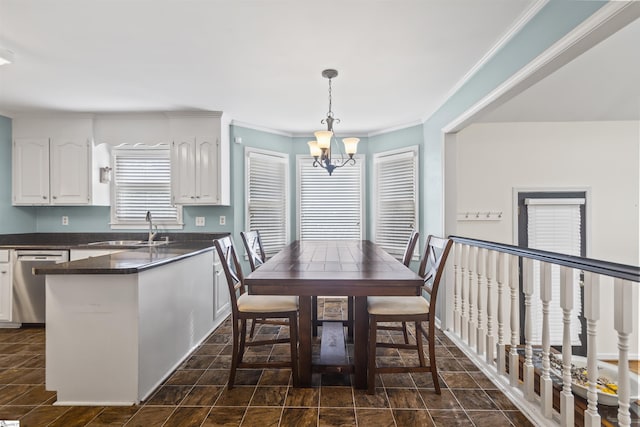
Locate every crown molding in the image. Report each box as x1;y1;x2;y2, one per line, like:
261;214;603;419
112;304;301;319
231;120;292;137
443;0;640;133
0;110;15;119
367;120;424;137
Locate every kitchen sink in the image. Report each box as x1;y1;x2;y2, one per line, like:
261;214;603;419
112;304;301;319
87;240;170;247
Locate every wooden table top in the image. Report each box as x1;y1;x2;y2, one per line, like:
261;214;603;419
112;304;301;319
245;240;424;296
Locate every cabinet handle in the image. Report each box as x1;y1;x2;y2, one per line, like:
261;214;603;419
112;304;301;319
0;271;7;274
52;196;57;200
43;196;47;200
196;196;200;199
191;196;196;199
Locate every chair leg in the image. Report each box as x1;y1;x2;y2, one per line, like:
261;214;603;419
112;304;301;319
238;319;248;364
427;320;440;394
289;312;299;387
415;321;426;367
347;296;354;342
249;318;257;338
367;315;378;395
228;318;241;389
312;296;318;337
402;321;410;344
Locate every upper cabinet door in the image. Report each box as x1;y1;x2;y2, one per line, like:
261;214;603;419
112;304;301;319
171;138;197;204
50;138;90;204
194;136;219;204
13;138;50;205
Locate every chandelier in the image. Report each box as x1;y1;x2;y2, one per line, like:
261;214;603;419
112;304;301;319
307;69;359;175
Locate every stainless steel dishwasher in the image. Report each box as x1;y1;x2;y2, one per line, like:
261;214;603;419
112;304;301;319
13;250;69;324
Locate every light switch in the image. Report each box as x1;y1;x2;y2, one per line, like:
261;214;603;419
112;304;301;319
195;217;205;227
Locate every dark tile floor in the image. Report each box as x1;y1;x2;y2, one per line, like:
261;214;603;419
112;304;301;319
0;298;533;426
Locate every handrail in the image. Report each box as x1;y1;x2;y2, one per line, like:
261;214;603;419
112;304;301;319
449;235;640;282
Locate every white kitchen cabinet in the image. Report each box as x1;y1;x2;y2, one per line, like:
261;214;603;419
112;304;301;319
0;250;12;322
12;116;111;206
213;252;230;320
171;136;220;205
12;137;104;206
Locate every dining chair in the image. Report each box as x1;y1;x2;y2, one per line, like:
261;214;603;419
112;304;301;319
214;236;299;389
240;230;278;338
375;229;420;344
366;234;453;395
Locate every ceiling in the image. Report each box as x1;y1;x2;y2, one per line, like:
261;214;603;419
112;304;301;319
478;12;640;123
0;0;536;135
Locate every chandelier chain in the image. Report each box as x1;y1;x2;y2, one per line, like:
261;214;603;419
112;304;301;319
327;78;333;117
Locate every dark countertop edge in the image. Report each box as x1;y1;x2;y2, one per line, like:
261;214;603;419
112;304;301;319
33;244;216;275
0;232;230;249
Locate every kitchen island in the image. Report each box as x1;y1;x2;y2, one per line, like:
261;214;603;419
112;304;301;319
34;240;229;406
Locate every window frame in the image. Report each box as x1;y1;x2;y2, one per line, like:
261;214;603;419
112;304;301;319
110;144;184;230
296;154;365;240
372;145;419;260
244;146;290;256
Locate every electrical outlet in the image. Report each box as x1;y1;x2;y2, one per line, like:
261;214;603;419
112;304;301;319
195;216;205;227
219;216;226;225
61;216;69;226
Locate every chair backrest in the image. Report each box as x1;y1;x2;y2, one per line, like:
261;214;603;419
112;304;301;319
417;235;453;311
214;236;246;317
240;230;266;272
401;230;420;267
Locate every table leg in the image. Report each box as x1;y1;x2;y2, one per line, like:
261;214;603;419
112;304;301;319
354;296;368;389
298;295;312;386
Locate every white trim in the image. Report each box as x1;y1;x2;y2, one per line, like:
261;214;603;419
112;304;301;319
424;0;550;125
366;120;424;137
231;120;293;137
0;110;15;118
442;1;640;133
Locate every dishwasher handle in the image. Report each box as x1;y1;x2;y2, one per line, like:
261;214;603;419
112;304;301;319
16;251;69;263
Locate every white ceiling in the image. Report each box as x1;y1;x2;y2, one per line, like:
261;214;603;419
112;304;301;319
0;0;536;135
478;12;640;123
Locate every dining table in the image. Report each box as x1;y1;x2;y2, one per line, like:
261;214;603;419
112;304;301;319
243;239;425;389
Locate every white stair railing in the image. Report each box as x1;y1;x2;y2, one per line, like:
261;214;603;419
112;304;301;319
446;236;639;427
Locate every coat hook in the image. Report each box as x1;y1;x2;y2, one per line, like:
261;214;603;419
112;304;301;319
498;212;503;218
475;212;480;218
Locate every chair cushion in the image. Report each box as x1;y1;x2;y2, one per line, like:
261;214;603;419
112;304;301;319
237;294;298;313
367;296;429;315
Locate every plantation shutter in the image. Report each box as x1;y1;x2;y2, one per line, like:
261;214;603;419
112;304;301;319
298;157;363;240
112;149;179;225
373;148;418;259
246;149;289;256
526;198;584;346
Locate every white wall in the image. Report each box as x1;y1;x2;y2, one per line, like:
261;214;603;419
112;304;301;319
450;120;639;358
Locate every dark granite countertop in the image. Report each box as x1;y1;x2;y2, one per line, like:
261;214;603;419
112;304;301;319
34;241;218;275
0;232;229;275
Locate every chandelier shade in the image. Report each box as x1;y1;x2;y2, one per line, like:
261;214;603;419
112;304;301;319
308;69;359;176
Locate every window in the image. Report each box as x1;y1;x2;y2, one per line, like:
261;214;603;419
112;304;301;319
111;147;183;228
297;155;364;240
373;146;419;259
518;191;587;353
245;148;289;256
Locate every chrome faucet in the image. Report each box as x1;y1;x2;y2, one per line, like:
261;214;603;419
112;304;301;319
145;210;158;243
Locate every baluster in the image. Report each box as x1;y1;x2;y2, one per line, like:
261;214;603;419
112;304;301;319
560;266;574;427
476;248;485;355
460;245;469;342
468;246;477;348
509;254;520;387
583;272;600;427
522;257;534;401
453;243;461;335
540;262;553;417
496;251;506;375
485;249;495;365
614;278;636;427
